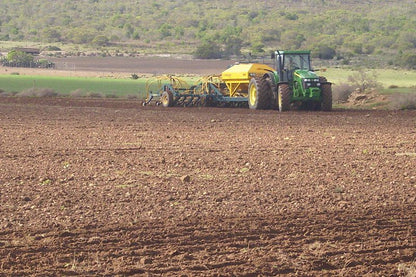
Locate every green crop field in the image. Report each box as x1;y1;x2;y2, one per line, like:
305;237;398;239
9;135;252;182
0;75;148;98
0;69;414;100
322;68;416;89
0;74;202;98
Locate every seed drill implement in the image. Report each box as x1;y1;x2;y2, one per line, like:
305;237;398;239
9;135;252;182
143;50;332;111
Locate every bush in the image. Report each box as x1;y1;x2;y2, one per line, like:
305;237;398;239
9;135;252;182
223;37;242;57
45;46;62;51
314;45;336;60
400;52;416;69
92;35;109;46
333;83;355;103
1;50;54;68
86;91;104;98
389;93;416;110
70;89;85;97
347;70;382;93
16;88;58;97
4;50;34;66
37;59;55;68
250;41;265;54
193;41;222;59
105;93;118;98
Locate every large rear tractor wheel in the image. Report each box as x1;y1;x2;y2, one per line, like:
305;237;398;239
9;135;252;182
248;76;270;110
277;83;292;112
161;90;174;107
263;74;278;110
321;83;332;111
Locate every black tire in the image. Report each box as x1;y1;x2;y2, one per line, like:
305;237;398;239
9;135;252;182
277;83;292;112
263;73;278;110
248;76;270;110
161;90;174;107
321;83;332;111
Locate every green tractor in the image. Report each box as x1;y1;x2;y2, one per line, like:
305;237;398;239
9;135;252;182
248;50;332;111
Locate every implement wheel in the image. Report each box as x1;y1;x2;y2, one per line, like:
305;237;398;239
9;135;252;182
161;90;174;107
277;83;292;112
248;76;270;110
321;83;332;111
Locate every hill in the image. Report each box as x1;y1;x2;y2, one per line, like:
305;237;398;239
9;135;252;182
0;0;415;67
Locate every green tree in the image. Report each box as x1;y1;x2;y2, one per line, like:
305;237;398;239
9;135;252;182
400;52;416;69
42;28;62;42
313;45;336;60
68;28;96;44
223;36;242;57
194;41;222;59
92;35;109;46
4;50;34;66
250;41;265;54
158;23;172;38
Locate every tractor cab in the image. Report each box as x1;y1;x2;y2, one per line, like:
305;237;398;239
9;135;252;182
272;50;312;83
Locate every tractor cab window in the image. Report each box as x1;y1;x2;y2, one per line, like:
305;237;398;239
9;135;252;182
283;54;311;71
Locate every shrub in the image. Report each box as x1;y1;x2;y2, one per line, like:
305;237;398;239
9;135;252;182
389;93;416;110
105;93;117;98
1;50;54;68
250;41;265;54
223;37;242;57
86;91;104;98
193;41;222;59
333;83;355;103
45;46;62;51
314;45;336;60
347;70;382;93
37;59;55;68
3;50;34;67
400;52;416;69
70;89;85;97
16;88;58;97
92;35;109;46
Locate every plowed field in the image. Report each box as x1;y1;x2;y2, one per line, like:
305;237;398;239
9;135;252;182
1;97;415;276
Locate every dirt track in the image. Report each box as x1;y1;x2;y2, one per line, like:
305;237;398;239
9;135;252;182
1;97;415;276
0;56;238;78
49;56;237;75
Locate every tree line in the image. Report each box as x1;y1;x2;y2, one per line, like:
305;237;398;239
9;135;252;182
0;0;415;68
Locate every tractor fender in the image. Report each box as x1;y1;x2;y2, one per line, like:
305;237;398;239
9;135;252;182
263;72;277;85
319;76;332;85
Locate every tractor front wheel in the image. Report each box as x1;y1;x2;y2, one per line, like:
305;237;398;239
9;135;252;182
321;83;332;111
161;90;174;107
248;76;270;110
277;83;292;112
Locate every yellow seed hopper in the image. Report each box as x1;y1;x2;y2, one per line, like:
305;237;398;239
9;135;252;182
221;63;275;97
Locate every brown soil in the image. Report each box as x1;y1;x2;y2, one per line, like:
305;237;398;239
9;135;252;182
1;97;415;276
0;56;237;78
